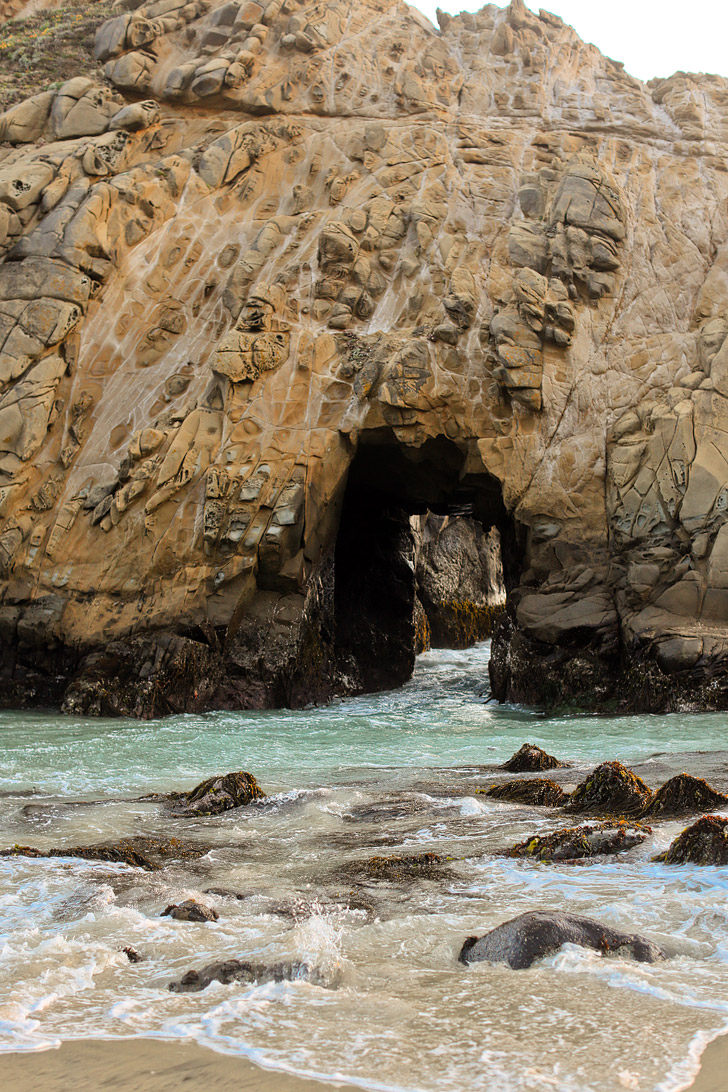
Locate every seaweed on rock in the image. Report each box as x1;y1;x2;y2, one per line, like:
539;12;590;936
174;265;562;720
483;778;569;807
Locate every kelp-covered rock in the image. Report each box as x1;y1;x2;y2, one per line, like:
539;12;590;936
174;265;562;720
459;910;666;969
345;852;449;883
169;958;332;993
0;835;204;871
167;771;266;816
656;815;728;865
566;762;653;817
161;899;219;922
506;820;650;862
642;775;728;819
502;744;564;773
484;778;569;807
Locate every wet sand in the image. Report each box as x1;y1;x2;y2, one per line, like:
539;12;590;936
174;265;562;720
688;1033;728;1092
1;1039;356;1092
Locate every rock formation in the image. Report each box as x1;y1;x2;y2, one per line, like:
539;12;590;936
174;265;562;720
413;512;505;647
2;0;728;714
459;910;665;969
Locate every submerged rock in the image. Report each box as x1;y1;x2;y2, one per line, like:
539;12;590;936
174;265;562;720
484;778;569;807
169;958;332;992
345;852;449;883
165;771;266;816
642;775;728;819
506;820;650;862
161;899;219;922
459;910;665;969
122;946;144;963
0;836;205;871
502;744;565;773
655;815;728;865
566;761;653;817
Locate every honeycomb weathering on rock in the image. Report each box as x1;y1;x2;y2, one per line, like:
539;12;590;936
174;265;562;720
1;0;728;714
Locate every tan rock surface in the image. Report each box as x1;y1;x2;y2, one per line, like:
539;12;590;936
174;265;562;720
1;0;728;714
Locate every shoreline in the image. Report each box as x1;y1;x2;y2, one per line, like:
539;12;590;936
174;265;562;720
2;1031;726;1092
1;1039;359;1092
685;1032;728;1092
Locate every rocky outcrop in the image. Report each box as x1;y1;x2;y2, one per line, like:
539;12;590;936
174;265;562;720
163;770;266;815
501;743;564;772
342;852;449;883
642;774;728;819
566;762;653;817
656;815;728;865
484;777;568;807
506;820;650;862
2;0;728;714
161;898;219;921
459;911;665;969
169;958;331;992
413;512;505;647
0;835;205;869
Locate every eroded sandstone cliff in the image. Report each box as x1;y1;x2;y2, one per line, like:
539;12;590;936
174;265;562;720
1;0;728;715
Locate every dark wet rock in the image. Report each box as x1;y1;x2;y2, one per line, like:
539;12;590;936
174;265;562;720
204;886;249;901
566;761;653;817
641;775;728;819
342;795;431;824
162;771;266;817
502;743;565;773
122;946;143;963
344;852;450;883
169;958;332;992
161;898;219;922
0;836;206;871
459;910;666;969
506;820;651;862
484;778;569;807
655;815;728;865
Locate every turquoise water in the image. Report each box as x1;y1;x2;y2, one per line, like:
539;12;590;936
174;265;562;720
2;643;728;1092
2;643;727;796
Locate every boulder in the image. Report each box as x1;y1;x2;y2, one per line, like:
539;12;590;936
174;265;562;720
169;958;331;992
167;770;266;816
161;899;219;922
501;743;565;772
459;910;666;969
484;778;569;807
655;815;728;865
566;762;653;817
641;774;728;818
506;820;650;861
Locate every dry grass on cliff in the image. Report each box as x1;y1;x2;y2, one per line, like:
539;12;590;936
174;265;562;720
0;0;117;111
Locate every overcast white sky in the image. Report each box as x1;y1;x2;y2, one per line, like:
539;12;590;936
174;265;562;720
411;1;728;82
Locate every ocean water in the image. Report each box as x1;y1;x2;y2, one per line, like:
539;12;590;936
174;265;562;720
1;642;728;1091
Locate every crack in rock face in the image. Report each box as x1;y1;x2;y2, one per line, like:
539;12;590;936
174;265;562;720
2;0;728;715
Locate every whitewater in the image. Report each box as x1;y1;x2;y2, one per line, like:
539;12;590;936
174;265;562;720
2;642;728;1092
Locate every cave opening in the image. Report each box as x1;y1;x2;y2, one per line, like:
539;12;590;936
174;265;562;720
333;431;522;695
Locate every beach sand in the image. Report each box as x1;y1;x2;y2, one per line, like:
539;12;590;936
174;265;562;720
1;1039;356;1092
687;1033;728;1092
4;1033;726;1091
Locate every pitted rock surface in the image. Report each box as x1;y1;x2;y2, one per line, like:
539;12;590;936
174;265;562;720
2;0;728;714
